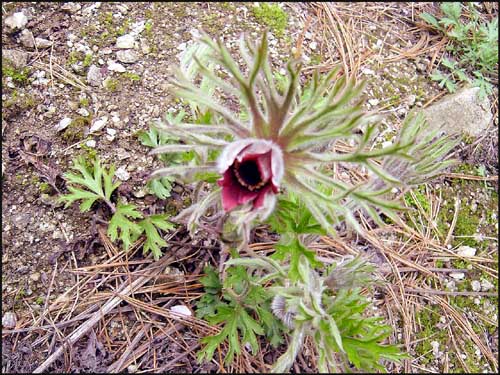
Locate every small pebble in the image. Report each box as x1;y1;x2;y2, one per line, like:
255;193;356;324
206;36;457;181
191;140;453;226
481;279;494;291
2;312;17;329
55;117;72;132
449;272;465;280
115;166;130;181
170;304;192;317
457;245;476;258
471;280;481;292
116;34;135;49
362;68;375;76
77;108;90;117
89;116;108;133
85;139;96;148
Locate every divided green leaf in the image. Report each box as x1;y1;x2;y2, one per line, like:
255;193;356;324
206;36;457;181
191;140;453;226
108;202;144;250
59;156;121;212
137;214;175;260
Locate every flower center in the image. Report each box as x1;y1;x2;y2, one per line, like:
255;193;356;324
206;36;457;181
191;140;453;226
233;159;266;191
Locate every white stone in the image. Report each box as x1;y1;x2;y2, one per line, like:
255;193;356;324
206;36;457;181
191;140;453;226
471;280;481;292
449;272;465;280
481;279;494;291
77;108;90;117
34;38;53;49
368;98;380;106
89;116;108;133
55;117;72;132
362;68;375;76
116;34;135;49
86;65;103;87
177;42;187;51
2;49;28;70
106;128;117;136
115;166;130;181
309;41;317;50
107;61;126;72
5;12;28;31
131;20;145;35
170;304;192;317
2;312;17;329
85;139;96;148
430;341;440;356
456;245;476;258
420;87;492;137
61;3;81;14
116;49;139;64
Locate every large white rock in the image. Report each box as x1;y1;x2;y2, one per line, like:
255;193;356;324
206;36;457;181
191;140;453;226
2;49;28;69
5;12;28;31
420;87;492;137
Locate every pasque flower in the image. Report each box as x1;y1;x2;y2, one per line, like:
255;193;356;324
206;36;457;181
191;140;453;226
217;139;284;212
150;31;458;235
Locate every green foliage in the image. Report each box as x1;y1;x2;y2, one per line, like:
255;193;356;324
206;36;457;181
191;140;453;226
196;265;284;365
266;192;325;236
59;156;121;212
327;288;408;371
251;3;288;37
59;156;174;258
138;111;186;199
138;214;175;260
122;72;141;81
420;3;498;98
108;202;144;250
2;61;31;85
83;53;93;67
273;237;322;282
147;177;174;200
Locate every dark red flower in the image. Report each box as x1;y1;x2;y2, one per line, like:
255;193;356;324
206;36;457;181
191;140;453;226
217;139;284;212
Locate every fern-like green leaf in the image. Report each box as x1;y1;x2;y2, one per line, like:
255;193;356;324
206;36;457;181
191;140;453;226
108;202;144;250
138;214;175;260
59;156;121;212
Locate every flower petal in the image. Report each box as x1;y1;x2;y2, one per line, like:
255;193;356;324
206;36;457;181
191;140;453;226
252;184;273;209
217;169;260;211
217;138;255;173
270;143;284;188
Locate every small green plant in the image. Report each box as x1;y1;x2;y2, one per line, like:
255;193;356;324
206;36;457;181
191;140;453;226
251;3;288;37
137;111;187;199
420;2;498;98
103;77;120;92
83;53;93;67
2;62;31;85
122;72;141;81
196;264;284;365
144;20;153;37
79;97;90;107
58;156;174;259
